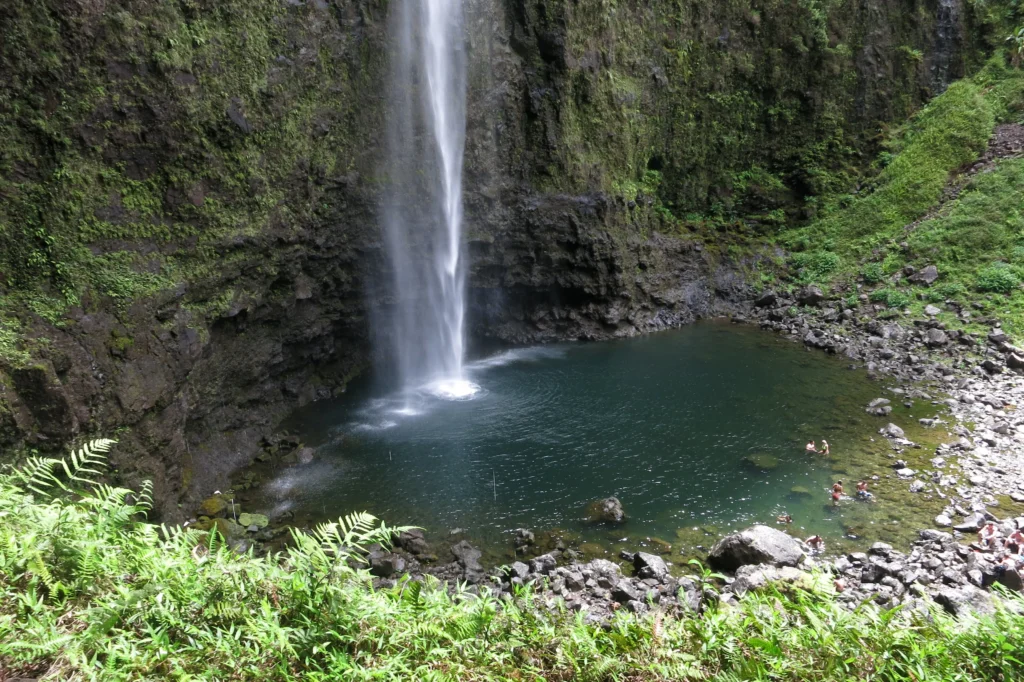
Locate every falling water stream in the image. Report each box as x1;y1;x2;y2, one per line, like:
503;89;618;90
380;0;476;402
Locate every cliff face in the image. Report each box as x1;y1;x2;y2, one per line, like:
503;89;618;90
0;0;986;516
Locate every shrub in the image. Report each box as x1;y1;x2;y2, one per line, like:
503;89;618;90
869;288;911;308
976;264;1021;294
791;250;841;282
860;262;885;284
925;282;969;303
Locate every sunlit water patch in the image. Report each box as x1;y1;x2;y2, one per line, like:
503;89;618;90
243;322;953;564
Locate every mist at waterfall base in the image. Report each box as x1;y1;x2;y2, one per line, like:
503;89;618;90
256;323;947;560
376;0;476;401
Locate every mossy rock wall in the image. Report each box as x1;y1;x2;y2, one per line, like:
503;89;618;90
0;0;993;515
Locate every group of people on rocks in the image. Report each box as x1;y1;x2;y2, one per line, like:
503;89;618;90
977;521;1024;573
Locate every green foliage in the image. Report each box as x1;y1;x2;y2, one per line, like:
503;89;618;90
779;56;1024;333
790;250;841;283
4;440;1024;680
860;262;886;284
869;288;912;309
925;282;969;302
976;262;1022;293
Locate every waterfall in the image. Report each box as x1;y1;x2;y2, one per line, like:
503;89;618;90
380;0;477;401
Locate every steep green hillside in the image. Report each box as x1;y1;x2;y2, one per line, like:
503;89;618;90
781;54;1024;338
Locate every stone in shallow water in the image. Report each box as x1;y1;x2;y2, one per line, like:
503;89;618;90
789;486;813;498
742;454;780;471
585;497;626;524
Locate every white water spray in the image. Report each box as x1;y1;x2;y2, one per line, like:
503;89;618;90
380;0;477;401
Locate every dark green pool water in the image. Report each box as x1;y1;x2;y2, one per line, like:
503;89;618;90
250;321;949;562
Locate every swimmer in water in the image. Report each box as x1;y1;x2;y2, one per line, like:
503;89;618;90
806;440;817;454
777;514;793;524
806;535;825;553
856;480;873;500
821;439;830;455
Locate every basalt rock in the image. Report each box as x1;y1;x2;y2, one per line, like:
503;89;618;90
708;525;805;572
586;497;626;524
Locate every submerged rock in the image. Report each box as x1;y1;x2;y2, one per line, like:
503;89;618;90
708;525;805;572
585;497;626;524
742;454;780;471
789;485;812;498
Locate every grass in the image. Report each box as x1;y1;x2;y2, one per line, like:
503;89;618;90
3;440;1024;681
779;54;1024;338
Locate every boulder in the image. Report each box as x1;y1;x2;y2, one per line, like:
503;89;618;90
925;329;948;347
796;285;825;307
451;540;484;581
953;513;985;533
612;579;642;604
909;265;939;286
730;564;809;596
368;550;406;578
754;291;777;307
1008;353;1024;371
708;525;805;572
529;552;558;575
396;529;430;556
198;495;229;518
881;423;905;439
924;304;942;317
634;552;670;582
585;497;626;524
237;513;268;529
935;585;995;617
211;518;246;540
507;561;530;581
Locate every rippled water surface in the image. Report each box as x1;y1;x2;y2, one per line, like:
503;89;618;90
250;322;950;560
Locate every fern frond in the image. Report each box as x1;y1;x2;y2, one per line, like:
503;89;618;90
62;438;115;486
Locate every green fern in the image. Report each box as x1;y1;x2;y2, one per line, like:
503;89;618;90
15;438;116;496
